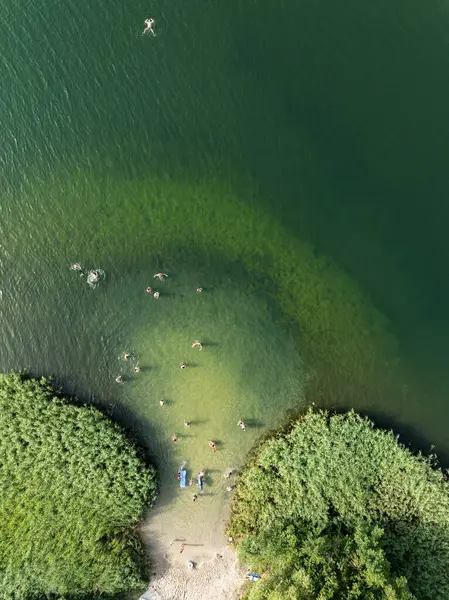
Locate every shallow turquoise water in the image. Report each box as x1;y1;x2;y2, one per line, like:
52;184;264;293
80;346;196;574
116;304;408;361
2;0;449;565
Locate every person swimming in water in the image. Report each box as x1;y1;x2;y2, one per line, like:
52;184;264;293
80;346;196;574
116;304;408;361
208;441;217;452
71;263;82;271
180;362;187;370
191;341;203;351
115;375;123;384
153;272;168;280
143;18;156;36
146;287;152;293
153;291;160;299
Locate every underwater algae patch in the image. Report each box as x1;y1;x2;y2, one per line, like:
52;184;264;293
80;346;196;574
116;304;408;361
8;170;401;404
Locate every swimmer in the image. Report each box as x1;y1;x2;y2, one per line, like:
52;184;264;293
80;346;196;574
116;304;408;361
208;441;217;452
153;272;168;280
124;352;130;361
191;341;203;351
146;287;152;293
70;263;82;271
237;419;246;432
196;287;203;293
160;399;165;406
184;421;191;427
143;18;156;36
134;365;141;373
90;270;99;282
180;362;187;370
171;434;179;442
180;543;185;553
153;291;160;299
115;375;123;384
189;478;193;486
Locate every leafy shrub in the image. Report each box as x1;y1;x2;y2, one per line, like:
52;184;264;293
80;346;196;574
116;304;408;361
0;372;157;599
228;410;449;600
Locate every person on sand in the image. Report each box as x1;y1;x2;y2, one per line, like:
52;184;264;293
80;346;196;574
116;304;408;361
192;494;198;502
171;434;179;442
191;341;203;351
237;419;246;431
153;272;168;280
180;362;187;370
208;441;217;452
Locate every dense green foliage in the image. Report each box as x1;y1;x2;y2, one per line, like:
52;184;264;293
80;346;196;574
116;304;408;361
0;373;157;600
228;410;449;600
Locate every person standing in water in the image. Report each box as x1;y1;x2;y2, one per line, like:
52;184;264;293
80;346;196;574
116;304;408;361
143;18;156;36
208;441;217;452
237;419;246;432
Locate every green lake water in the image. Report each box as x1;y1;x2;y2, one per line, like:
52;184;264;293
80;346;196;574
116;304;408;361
2;0;449;570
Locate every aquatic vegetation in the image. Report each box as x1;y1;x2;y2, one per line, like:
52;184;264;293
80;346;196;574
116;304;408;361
0;372;157;599
228;410;449;600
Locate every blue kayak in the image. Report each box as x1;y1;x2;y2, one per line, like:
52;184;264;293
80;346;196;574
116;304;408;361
179;469;187;488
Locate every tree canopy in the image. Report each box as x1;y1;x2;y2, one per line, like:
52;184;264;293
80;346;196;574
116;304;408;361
0;372;157;600
228;410;449;600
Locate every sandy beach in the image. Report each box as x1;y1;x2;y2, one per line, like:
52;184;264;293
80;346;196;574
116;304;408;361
139;545;245;600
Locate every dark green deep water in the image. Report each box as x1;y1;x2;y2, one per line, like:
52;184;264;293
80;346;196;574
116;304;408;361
2;0;449;540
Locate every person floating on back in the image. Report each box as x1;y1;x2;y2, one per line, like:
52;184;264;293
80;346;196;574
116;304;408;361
143;18;156;36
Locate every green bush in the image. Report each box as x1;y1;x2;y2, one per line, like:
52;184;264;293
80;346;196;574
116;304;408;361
0;372;157;599
228;410;449;600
